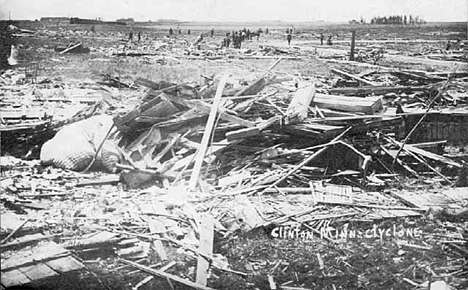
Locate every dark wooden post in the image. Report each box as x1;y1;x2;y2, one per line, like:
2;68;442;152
350;30;356;61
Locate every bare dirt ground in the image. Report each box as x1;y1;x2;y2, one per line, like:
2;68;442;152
1;21;467;290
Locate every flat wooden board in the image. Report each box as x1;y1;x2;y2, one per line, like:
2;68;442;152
2;241;69;271
196;214;215;286
18;263;58;281
45;256;84;273
1;269;31;287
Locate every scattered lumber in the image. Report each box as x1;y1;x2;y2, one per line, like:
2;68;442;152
121;259;216;290
331;68;377;86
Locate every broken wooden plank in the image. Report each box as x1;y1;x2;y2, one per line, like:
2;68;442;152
268;275;277;290
328;84;433;96
196;214;215;286
331;68;377;86
147;218;168;261
76;175;121;187
234;77;268;98
392;139;462;168
192;100;256;128
120;259;216;290
18;263;58;281
226;127;260;141
59;42;82;54
1;269;31;287
285;84;315;124
0;234;57;250
152;133;182;164
45;256;84;273
189;74;229;190
312;93;383;115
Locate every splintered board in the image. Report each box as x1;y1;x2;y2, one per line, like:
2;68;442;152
312;93;383;115
1;241;84;288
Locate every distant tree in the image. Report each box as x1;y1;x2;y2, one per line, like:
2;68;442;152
365;14;424;26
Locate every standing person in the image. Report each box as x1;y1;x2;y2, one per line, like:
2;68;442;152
232;32;237;48
128;31;133;42
178;29;181;34
211;27;214;37
287;32;292;45
188;29;191;35
327;34;333;45
194;33;204;49
169;27;173;36
320;33;324;45
265;27;269;35
137;31;141;42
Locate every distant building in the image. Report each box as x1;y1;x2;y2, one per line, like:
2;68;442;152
117;18;134;24
40;17;70;25
157;19;179;24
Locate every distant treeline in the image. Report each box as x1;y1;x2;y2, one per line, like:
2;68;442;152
350;15;426;25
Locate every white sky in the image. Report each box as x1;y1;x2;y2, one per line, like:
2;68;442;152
0;0;467;22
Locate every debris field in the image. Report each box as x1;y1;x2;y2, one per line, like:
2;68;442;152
1;22;468;290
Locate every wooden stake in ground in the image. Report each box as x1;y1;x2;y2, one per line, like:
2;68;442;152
196;214;215;286
189;74;229;190
350;30;356;61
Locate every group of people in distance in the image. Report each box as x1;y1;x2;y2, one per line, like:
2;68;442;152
127;31;142;42
127;27;336;49
286;27;333;46
221;28;268;49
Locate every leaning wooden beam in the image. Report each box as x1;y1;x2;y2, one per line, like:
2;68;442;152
59;42;82;54
233;77;268;98
189;74;229;190
232;58;282;98
392;75;453;165
330;68;377;86
391;139;461;168
120;259;216;290
386;137;452;183
152;133;182;164
261;127;352;193
0;219;30;245
380;146;419;177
